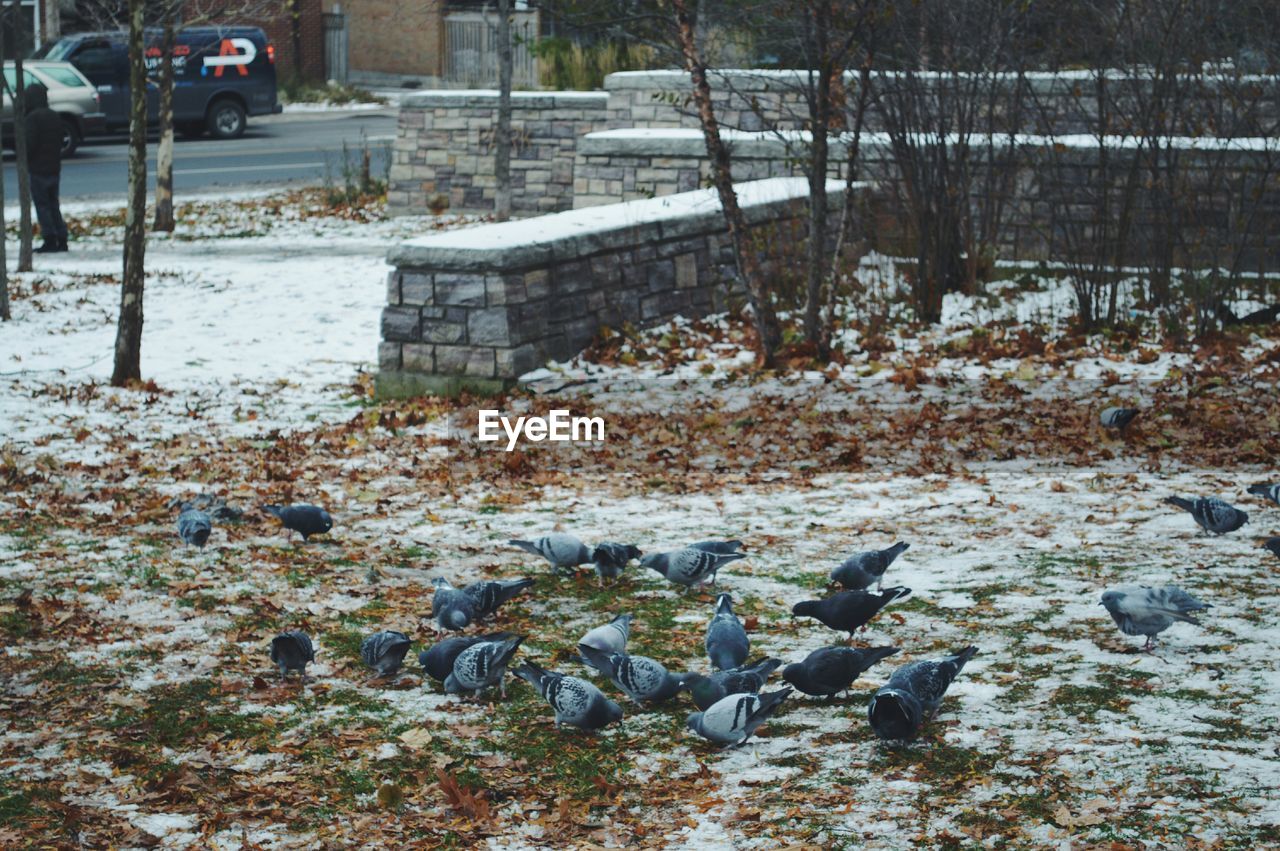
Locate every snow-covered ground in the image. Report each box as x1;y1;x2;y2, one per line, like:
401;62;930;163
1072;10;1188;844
0;191;1277;848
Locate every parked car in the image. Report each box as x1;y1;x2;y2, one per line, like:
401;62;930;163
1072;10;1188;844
1;60;106;157
35;26;281;140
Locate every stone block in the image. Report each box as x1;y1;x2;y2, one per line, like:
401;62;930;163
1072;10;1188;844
378;341;402;372
381;306;421;342
385;271;401;305
435;345;497;378
402;343;433;373
487;275;526;306
400;271;433;305
421;318;467;345
495;343;542;379
468;308;512;346
434;274;487;307
675;253;698;289
524;269;551;300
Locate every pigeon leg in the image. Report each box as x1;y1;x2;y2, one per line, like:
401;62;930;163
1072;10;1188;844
1142;636;1155;652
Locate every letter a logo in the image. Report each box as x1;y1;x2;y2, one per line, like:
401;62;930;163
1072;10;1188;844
214;38;250;77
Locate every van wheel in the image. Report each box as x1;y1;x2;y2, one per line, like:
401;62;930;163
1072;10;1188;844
207;99;246;139
60;119;81;158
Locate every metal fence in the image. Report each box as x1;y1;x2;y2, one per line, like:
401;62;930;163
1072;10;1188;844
323;12;349;84
444;10;540;88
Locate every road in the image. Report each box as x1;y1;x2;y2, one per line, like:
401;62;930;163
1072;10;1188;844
1;110;398;201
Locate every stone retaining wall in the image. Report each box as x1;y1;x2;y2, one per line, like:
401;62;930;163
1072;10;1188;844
388;90;610;217
377;177;852;395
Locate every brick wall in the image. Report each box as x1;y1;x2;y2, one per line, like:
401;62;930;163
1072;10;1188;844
203;0;326;81
343;0;445;78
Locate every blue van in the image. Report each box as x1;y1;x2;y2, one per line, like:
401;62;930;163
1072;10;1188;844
36;27;281;139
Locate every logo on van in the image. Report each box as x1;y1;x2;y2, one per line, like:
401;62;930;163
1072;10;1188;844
202;38;255;77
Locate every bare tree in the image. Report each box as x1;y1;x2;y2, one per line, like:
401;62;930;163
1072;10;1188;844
6;0;34;270
111;0;149;386
494;0;514;221
153;6;179;231
0;0;8;318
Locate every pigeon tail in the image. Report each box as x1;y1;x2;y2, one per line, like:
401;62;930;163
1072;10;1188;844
714;593;734;615
513;661;550;688
950;646;979;669
262;504;285;520
746;687;792;728
883;586;913;602
1164;496;1195;513
509;539;539;555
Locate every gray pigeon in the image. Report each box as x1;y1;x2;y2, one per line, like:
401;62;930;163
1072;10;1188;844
591;543;642;585
419;632;514;683
579;647;687;705
686;687;792;747
792;587;912;638
510;534;593;573
705;593;749;670
175;504;213;548
463;577;535;620
830;542;910;591
641;547;746;590
263;504;333;541
783;645;900;698
1099;407;1139;431
361;630;413;677
1264;537;1280;560
432;577;477;632
444;634;525;698
183;493;243;522
683;658;782;711
868;646;977;741
577;614;633;670
1247;483;1280;507
691;540;744;555
1163;496;1248;535
1100;586;1210;651
514;661;624;731
270;631;315;680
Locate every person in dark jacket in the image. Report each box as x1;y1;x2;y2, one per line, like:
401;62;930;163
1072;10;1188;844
25;84;69;253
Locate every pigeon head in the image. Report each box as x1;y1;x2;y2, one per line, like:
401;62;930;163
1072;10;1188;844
639;553;668;577
791;600;820;618
603;699;624;725
681;673;719;707
685;711;704;733
868;688;922;740
781;662;806;689
1263;538;1280;558
1099;590;1124;613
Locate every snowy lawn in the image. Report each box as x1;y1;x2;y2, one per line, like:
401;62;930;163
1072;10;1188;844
1;192;1279;848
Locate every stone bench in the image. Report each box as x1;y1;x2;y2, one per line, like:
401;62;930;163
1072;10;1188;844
377;176;857;397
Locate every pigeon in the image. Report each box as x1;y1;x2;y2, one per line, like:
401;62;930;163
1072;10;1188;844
579;647;687;705
270;631;315;680
1099;406;1139;431
463;577;535;620
577;613;633;669
641;547;746;590
868;646;978;741
682;658;782;711
591;543;642;585
183;493;243;522
691;540;744;555
792;587;912;638
1247;483;1280;507
1100;586;1210;651
510;533;594;574
705;593;750;670
1264;537;1280;560
1163;496;1248;535
783;645;900;698
514;661;624;731
361;630;413;677
419;633;512;682
444;634;525;698
263;504;333;541
175;504;213;548
686;687;792;747
830;542;910;591
431;577;477;632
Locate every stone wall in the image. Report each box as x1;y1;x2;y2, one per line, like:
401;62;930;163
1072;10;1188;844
377;177;852;395
388;91;609;216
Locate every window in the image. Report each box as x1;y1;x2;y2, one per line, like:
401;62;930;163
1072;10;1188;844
1;69;40;91
36;67;88;88
70;45;118;83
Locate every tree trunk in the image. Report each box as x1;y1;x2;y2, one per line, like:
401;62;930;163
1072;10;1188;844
112;0;149;387
803;3;832;352
493;0;514;222
290;0;304;80
672;0;781;363
11;1;33;270
153;14;177;232
0;7;8;320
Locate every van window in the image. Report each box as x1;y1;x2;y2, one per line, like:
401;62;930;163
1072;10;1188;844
71;45;118;81
35;67;88;88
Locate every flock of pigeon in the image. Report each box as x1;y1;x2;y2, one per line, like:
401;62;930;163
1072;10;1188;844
166;407;1279;749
